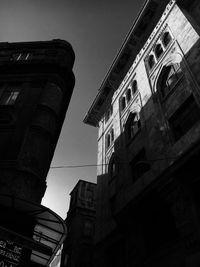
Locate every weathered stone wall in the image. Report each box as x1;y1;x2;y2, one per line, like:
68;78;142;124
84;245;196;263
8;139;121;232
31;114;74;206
95;1;200;266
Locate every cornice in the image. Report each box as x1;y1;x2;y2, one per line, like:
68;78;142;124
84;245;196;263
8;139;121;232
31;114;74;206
84;0;175;127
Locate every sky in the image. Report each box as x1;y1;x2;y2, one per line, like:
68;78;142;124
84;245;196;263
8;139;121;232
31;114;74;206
0;0;142;219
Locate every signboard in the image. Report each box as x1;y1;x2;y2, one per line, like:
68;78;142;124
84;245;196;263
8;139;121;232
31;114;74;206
0;239;22;267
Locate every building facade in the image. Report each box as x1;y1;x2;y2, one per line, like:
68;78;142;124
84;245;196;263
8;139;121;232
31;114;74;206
61;180;96;267
0;39;75;266
84;0;200;266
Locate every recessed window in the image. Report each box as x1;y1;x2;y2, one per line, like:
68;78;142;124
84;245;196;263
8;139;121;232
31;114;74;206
107;133;111;148
0;83;21;105
169;95;200;141
126;88;132;103
130;149;150;182
125;112;141;141
105;106;113;123
83;220;94;237
121;96;126;110
111;128;114;142
148;55;155;69
155;44;163;59
108;155;118;179
106;128;114;149
162;32;172;47
12;53;31;61
132;80;138;94
158;64;183;99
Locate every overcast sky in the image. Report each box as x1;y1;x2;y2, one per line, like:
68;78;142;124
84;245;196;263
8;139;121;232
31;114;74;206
0;0;142;219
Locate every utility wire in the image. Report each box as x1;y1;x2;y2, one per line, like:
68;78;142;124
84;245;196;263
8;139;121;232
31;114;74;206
50;157;178;169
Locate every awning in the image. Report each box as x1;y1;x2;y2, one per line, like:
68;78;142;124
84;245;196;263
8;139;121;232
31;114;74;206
0;194;67;266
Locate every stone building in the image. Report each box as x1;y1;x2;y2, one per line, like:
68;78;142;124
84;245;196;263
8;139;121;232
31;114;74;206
61;180;96;267
0;39;75;266
84;0;200;266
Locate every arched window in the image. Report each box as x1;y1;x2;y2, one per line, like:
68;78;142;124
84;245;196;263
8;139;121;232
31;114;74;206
108;154;119;180
125;113;141;141
121;96;126;110
106;128;114;149
107;133;111;148
111;128;114;142
126;88;132;102
105;106;113;123
148;55;155;69
130;149;150;181
162;32;172;47
132;80;138;94
158;64;183;99
155;44;163;59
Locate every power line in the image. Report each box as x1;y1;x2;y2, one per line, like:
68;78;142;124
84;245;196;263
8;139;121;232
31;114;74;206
50;164;107;169
50;157;178;169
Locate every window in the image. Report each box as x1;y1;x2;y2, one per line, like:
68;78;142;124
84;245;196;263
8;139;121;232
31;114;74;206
125;113;141;141
83;220;94;237
12;53;31;61
108;155;118;179
130;149;150;181
126;88;132;102
162;32;172;47
111;128;114;142
121;96;126;110
107;133;111;148
155;43;163;59
106;128;114;149
132;80;138;94
0;84;21;105
169;95;200;141
105;106;113;123
148;54;155;69
158;64;183;99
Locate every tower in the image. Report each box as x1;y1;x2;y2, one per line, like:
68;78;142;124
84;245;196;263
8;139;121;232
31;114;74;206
0;39;75;266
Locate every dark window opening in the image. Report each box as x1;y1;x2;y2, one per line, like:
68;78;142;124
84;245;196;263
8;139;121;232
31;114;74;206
130;149;150;182
126;113;141;141
12;53;31;61
148;55;155;69
132;80;138;94
105;106;113;123
121;96;126;110
155;44;163;59
111;128;114;142
159;64;183;99
162;32;172;47
83;220;94;237
106;128;114;149
169;95;200;141
107;133;111;148
0;83;21;105
126;88;132;102
109;155;118;180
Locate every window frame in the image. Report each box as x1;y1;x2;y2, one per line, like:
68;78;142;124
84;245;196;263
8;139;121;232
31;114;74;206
125;112;141;142
158;63;183;100
0;83;21;106
106;127;114;150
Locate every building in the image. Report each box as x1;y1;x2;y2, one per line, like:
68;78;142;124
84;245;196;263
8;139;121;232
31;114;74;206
61;180;96;267
84;0;200;266
0;39;75;266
